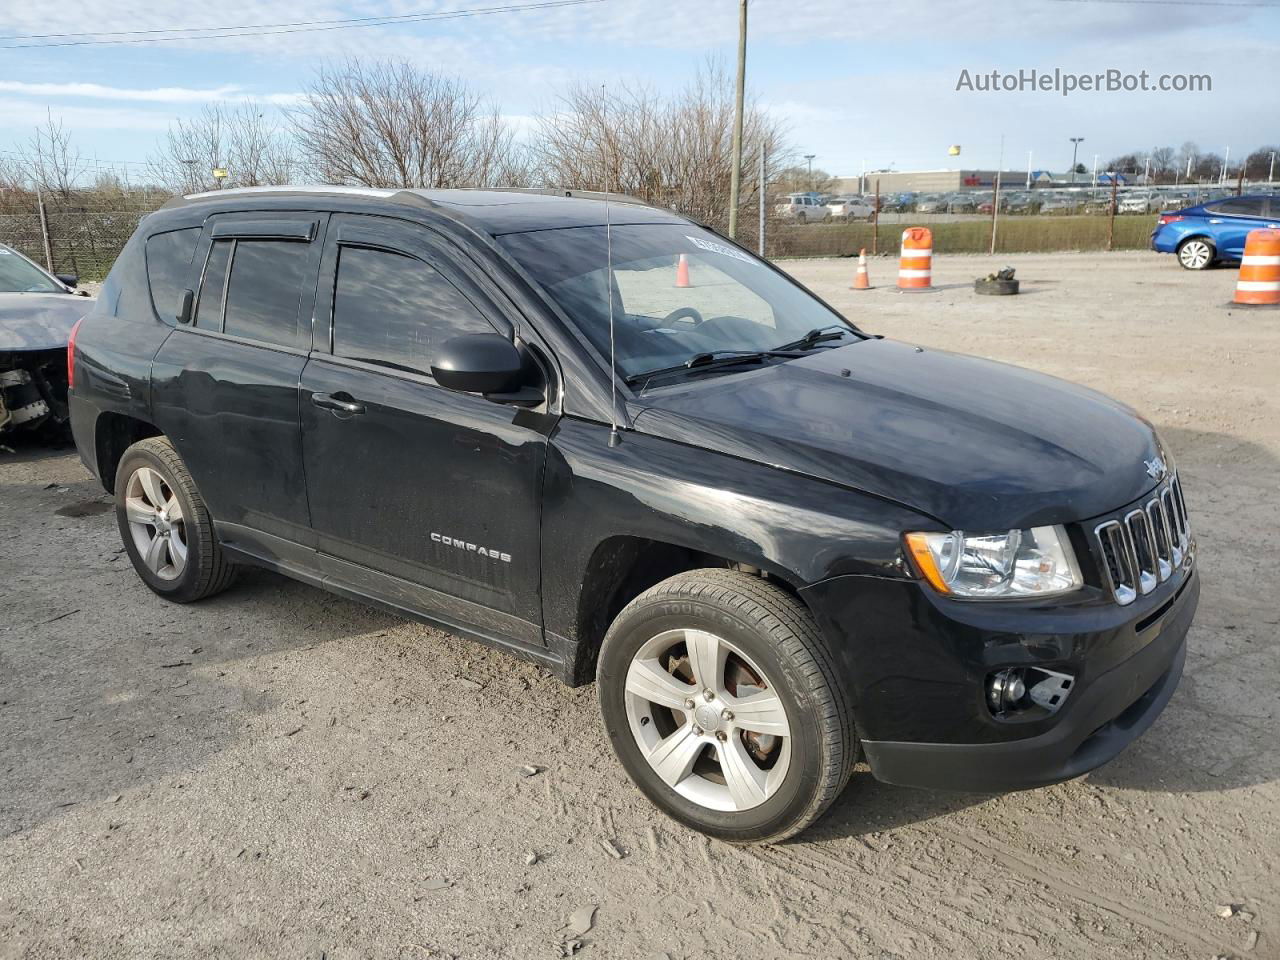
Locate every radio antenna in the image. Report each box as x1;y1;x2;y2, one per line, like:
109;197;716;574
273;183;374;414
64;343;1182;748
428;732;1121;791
603;83;621;448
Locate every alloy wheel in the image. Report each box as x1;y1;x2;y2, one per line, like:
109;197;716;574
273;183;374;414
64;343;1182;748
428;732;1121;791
623;628;792;812
124;466;188;581
1179;240;1212;269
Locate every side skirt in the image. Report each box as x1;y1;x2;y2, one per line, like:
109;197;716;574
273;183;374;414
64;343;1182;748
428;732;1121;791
216;521;568;679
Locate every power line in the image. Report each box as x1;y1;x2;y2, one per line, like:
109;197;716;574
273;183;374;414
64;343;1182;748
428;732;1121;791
1050;0;1278;6
0;0;606;49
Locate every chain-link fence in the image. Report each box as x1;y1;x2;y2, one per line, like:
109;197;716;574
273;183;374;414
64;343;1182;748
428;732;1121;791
0;187;170;281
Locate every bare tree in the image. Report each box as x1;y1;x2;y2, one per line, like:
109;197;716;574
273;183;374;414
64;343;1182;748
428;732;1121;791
532;63;789;232
1176;141;1200;179
1149;145;1175;181
149;102;298;193
291;60;527;188
18;112;86;198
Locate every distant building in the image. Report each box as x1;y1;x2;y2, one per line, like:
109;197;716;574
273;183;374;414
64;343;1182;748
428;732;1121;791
831;169;1032;194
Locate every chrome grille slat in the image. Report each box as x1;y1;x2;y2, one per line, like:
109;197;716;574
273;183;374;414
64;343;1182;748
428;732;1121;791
1093;473;1190;606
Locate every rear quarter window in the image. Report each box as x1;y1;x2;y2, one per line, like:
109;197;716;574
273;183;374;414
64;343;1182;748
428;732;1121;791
145;228;200;323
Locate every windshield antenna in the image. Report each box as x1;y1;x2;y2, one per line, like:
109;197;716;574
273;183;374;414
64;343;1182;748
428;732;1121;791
603;83;621;448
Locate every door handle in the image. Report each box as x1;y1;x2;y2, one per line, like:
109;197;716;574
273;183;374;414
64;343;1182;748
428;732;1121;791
311;392;365;415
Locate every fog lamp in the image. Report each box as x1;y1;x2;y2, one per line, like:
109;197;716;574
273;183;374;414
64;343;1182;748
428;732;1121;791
987;668;1026;712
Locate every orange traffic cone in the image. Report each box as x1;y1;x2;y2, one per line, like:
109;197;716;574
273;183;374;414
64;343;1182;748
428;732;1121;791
1233;229;1280;307
852;248;872;290
897;227;933;290
675;253;691;288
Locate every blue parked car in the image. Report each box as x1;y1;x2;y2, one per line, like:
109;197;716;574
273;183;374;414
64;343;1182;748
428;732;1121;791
1151;194;1279;270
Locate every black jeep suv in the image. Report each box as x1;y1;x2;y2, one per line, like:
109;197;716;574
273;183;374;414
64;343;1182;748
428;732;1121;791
69;187;1198;843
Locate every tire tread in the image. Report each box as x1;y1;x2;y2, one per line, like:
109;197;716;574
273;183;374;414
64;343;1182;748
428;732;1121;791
612;568;857;843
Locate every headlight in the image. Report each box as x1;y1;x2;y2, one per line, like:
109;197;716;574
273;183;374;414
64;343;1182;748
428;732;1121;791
904;525;1083;600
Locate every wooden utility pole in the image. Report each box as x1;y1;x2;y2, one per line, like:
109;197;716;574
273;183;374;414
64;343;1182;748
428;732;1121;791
1106;175;1118;251
989;173;1001;255
35;185;54;272
872;179;880;256
727;0;747;239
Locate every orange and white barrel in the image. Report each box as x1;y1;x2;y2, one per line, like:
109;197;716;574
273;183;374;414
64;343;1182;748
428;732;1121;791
898;227;932;289
1234;229;1280;307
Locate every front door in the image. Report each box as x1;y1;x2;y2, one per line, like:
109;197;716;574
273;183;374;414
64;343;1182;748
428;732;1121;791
300;214;548;643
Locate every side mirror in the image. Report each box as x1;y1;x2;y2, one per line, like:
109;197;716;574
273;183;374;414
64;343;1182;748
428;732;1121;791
431;333;525;395
177;288;194;324
56;273;79;288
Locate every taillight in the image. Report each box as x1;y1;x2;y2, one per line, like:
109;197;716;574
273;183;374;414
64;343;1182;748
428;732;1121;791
1157;215;1184;225
67;316;84;389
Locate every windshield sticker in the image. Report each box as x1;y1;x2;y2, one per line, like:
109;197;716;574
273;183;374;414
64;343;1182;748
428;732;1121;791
685;235;754;265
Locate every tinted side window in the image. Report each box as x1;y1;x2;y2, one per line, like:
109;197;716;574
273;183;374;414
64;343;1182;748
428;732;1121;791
1209;198;1264;217
145;228;200;322
223;240;309;347
194;239;231;330
332;246;496;375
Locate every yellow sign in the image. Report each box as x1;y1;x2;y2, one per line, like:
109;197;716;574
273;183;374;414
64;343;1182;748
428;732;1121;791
948;145;961;156
212;167;228;179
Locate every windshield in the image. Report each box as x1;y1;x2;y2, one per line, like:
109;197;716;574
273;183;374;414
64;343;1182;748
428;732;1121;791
497;223;855;381
0;247;62;294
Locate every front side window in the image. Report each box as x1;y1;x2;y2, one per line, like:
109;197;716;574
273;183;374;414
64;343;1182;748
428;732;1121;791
331;245;496;375
498;223;854;382
0;246;62;294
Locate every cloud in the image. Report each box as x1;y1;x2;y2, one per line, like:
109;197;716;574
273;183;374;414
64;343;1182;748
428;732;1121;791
0;100;174;131
0;81;302;105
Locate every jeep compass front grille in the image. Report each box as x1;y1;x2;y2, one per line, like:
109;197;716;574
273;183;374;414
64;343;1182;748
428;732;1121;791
1094;475;1190;606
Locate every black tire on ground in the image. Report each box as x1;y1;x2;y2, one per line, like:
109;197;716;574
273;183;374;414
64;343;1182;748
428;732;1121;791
974;278;1020;296
597;569;858;844
1177;237;1216;271
114;436;237;603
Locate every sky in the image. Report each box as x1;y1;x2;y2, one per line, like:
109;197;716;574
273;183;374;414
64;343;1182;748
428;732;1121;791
1;0;1278;182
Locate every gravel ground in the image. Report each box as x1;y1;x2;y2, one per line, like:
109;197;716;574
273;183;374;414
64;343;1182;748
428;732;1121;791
2;250;1277;960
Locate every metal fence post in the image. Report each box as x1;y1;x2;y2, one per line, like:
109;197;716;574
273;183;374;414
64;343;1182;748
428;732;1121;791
758;148;766;257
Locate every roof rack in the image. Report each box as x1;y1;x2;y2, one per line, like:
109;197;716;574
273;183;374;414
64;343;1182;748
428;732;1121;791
493;186;652;207
176;184;401;202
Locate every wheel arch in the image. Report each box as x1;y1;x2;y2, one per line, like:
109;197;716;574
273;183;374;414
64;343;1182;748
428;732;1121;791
95;412;162;493
561;534;808;686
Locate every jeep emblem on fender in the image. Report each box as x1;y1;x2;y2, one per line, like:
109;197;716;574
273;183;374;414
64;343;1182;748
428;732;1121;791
1144;456;1167;480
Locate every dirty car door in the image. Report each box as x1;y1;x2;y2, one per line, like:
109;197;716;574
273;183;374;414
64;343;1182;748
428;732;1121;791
300;214;547;644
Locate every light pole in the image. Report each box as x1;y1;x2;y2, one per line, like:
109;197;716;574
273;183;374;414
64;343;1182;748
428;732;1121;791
1270;151;1276;186
804;154;816;191
1069;137;1084;183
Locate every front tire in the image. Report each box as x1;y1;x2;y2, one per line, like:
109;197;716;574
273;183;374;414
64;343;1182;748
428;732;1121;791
597;570;857;844
115;436;237;603
1177;237;1215;270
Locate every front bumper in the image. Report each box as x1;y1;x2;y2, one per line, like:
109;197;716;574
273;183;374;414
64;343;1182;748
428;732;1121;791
801;561;1199;793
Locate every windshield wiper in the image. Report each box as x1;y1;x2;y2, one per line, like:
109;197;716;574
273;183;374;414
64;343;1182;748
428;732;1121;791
624;349;799;387
772;323;857;352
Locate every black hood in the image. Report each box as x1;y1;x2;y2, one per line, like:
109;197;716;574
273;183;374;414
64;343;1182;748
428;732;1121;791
0;292;94;352
631;338;1166;530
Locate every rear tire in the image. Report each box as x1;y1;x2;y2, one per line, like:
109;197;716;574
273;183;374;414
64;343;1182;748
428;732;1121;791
114;436;237;603
1177;237;1215;270
597;569;857;844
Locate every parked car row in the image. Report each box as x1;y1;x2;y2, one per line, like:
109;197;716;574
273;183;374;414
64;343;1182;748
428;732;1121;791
773;185;1264;222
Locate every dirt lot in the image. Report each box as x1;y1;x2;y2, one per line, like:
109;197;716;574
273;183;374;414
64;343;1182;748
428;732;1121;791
2;251;1277;960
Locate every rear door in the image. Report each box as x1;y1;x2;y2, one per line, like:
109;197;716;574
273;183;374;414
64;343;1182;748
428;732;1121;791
1203;197;1267;258
299;213;549;643
151;212;325;548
